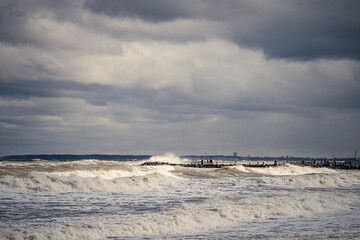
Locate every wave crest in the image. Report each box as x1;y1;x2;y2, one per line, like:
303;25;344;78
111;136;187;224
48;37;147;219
148;152;188;164
230;164;336;176
0;167;179;192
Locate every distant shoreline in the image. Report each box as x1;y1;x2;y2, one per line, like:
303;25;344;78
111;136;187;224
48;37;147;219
0;154;350;162
0;154;152;161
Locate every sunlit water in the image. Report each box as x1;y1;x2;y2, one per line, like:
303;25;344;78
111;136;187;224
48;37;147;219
1;153;360;239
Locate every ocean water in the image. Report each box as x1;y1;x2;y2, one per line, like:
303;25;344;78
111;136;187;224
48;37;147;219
1;153;360;240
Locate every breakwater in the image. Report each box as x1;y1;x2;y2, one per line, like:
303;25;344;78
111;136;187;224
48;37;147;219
291;159;360;170
142;161;278;168
142;160;360;170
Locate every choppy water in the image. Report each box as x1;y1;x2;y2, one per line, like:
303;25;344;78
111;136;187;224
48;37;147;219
1;153;360;239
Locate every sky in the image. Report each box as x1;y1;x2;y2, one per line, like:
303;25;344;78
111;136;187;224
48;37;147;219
0;0;360;158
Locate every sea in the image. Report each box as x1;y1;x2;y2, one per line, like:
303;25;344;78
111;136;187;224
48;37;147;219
0;153;359;240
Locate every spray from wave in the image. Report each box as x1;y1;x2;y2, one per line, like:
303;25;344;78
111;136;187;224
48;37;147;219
147;152;189;164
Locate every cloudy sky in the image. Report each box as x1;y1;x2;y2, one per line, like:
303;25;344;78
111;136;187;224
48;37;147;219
1;0;360;157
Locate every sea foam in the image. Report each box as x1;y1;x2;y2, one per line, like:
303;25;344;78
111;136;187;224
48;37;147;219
0;166;180;192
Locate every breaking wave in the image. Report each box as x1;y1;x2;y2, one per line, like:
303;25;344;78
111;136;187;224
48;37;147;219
147;152;189;164
0;163;180;192
258;172;360;188
0;191;355;238
230;164;337;176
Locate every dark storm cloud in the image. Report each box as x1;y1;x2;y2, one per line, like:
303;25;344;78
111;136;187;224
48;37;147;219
0;79;158;108
232;1;360;60
0;79;109;100
0;79;200;114
83;0;243;22
0;1;27;44
2;69;359;123
2;0;360;60
83;0;360;60
83;0;191;22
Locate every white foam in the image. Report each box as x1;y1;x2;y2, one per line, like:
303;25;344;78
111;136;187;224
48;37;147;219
260;171;360;188
0;158;184;192
104;191;353;236
230;164;336;176
228;164;250;173
53;167;147;179
148;152;189;164
1;159;359;239
0;191;354;239
0;170;179;192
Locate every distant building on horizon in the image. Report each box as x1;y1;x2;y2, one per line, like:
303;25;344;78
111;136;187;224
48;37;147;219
233;152;237;157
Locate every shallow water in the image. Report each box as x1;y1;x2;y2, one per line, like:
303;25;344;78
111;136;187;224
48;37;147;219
1;154;359;239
